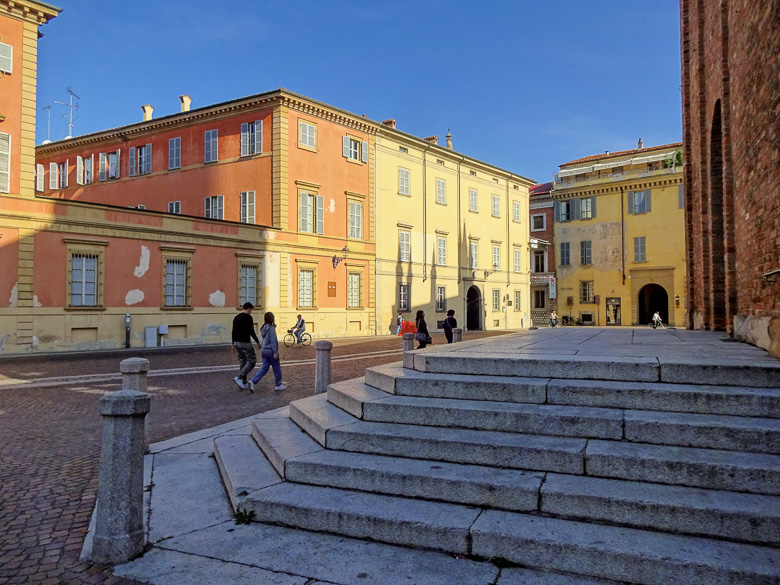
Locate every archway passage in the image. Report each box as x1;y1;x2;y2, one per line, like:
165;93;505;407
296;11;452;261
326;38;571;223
466;286;482;331
638;284;669;325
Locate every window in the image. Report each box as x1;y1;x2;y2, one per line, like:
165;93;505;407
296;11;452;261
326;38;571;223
560;242;571;266
70;253;99;307
204;129;218;163
580;281;594;303
436;179;446;204
342;135;368;163
469;242;478;269
534;250;546;273
0;42;12;73
492;246;500;271
299;121;316;150
628;189;652;214
469;188;478;212
634;236;647;262
492;195;500;217
204;195;224;219
84;156;93;185
348;201;362;239
168;201;181;214
492;289;500;311
0;133;10;193
36;163;44;192
470;170;477;177
514;290;521;312
165;259;189;306
77;155;93;186
398;283;410;311
169;137;181;170
241;120;262;156
240;191;255;224
58;161;68;188
348;272;362;308
559;200;572;221
49;162;58;189
298;269;314;308
300;192;325;234
240;264;258;306
436;159;444;166
580;241;592;265
513;201;521;223
399;231;411;262
99;150;120;181
514;249;522;273
531;214;545;231
534;290;546;309
437;236;446;265
436;286;445;312
581;197;593;219
129;143;152;176
399;146;408;153
399;168;410;195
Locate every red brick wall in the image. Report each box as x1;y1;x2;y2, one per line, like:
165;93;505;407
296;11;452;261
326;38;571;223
681;0;779;355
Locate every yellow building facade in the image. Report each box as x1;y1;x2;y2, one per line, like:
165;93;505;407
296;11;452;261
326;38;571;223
374;126;534;334
552;142;685;327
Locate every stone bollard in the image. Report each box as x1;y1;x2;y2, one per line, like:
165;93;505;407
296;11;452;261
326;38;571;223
92;388;150;565
314;340;333;395
120;357;150;392
402;332;415;352
453;328;463;343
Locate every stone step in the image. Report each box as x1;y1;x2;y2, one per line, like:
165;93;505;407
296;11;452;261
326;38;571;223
212;434;283;512
329;377;624;440
586;440;780;495
541;473;780;545
471;510;780;585
290;394;586;474
241;482;481;554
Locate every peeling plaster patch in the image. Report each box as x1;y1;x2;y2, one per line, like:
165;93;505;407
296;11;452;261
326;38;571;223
134;246;151;277
33;295;42;308
201;323;227;336
209;290;225;307
9;282;17;307
125;289;145;305
31;336;39;351
267;231;276;240
329;198;336;213
0;334;9;350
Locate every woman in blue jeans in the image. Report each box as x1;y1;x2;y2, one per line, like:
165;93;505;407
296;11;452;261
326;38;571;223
250;312;287;391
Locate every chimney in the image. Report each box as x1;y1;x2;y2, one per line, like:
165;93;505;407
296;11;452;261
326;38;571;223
381;118;396;129
423;135;438;145
637;138;643;150
141;104;154;121
445;130;453;150
179;94;192;112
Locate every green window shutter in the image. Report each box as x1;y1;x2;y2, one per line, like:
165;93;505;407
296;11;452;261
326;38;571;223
553;200;560;222
590;196;597;218
627;191;635;214
128;147;136;176
645;189;652;212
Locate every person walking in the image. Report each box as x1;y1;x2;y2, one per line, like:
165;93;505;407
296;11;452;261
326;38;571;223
396;312;404;335
443;309;457;343
231;302;261;391
250;311;287;391
415;309;429;349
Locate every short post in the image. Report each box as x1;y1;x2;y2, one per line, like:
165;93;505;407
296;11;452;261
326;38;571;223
453;328;463;343
92;387;150;565
402;332;415;352
314;340;333;394
120;357;150;392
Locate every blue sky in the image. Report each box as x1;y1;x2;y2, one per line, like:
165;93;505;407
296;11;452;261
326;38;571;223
35;0;682;184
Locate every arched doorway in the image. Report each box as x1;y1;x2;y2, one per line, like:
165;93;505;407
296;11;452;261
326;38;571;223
638;284;668;325
466;286;482;330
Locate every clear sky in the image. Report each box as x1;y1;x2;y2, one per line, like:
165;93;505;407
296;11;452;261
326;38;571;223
35;0;683;184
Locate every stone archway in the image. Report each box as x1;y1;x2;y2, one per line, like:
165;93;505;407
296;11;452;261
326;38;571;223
638;284;669;325
466;285;482;331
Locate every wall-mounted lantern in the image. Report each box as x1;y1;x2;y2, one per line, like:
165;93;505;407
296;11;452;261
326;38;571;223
332;246;349;268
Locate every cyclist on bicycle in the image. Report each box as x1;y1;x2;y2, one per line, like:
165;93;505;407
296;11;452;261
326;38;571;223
550;310;559;328
291;314;306;344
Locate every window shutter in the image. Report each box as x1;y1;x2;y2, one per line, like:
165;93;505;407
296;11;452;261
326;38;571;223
240;123;249;156
316;195;324;234
49;162;58;189
572;198;581;220
128;147;136;176
0;133;9;193
204;196;211;218
678;185;684;209
361;141;369;163
99;153;107;181
553;200;560;222
115;150;120;178
0;42;12;74
144;144;152;174
254;120;262;154
89;156;94;183
217;195;224;219
645;189;652;212
36;164;44;191
76;156;84;185
627;191;635;214
342;136;350;158
590;196;597;218
299;193;308;231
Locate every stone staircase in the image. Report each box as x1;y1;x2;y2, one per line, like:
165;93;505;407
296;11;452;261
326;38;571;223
214;342;780;585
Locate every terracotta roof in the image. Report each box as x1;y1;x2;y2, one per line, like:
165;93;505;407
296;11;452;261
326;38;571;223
529;182;553;196
560;142;682;168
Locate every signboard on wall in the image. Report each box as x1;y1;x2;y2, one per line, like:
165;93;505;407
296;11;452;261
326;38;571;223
548;276;557;299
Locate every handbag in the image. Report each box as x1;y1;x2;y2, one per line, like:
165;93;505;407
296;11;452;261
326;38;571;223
415;331;427;342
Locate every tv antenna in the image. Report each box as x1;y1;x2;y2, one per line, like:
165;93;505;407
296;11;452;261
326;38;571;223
54;88;80;138
40;105;53;143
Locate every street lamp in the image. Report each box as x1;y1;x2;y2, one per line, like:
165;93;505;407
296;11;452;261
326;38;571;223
332;246;349;268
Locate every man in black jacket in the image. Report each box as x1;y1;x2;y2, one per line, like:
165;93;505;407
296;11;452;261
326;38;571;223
231;302;261;390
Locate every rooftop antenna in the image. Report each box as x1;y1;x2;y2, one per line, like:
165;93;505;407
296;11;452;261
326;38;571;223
54;88;80;138
40;105;52;144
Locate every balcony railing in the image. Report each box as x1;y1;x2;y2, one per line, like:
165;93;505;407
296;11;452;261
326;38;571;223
553;166;679;191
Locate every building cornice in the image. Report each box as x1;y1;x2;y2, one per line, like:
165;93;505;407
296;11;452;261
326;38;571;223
551;173;683;200
0;0;60;25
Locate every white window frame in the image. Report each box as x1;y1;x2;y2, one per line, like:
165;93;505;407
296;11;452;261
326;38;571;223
298;269;314;308
436;179;446;204
299;121;316;149
399;283;410;311
514;290;521;312
560;242;571;266
492;195;500;217
581;197;592;219
240;264;259;306
534;249;547;273
514;248;522;273
168;201;181;214
0;133;10;193
58;160;68;188
634;236;647;263
240;120;263;156
469;188;478;212
469;242;479;269
580;240;592;266
492;289;500;311
204;129;218;163
436;236;446;266
492;245;500;271
580;280;594;303
436;286;446;312
347;272;361;308
348;201;363;240
36;163;44;192
531;214;546;232
513;200;521;223
0;42;12;74
99;150;121;181
70;253;99;307
204;195;224;220
399;231;411;262
349;138;360;160
240;190;256;224
398;168;410;195
129;144;152;176
168;137;181;170
165;259;188;307
49;162;58;189
299;192;325;234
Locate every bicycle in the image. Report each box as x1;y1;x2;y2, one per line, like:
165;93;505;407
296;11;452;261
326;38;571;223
283;330;312;347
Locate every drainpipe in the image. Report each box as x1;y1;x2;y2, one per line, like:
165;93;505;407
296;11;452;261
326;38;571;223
620;186;626;285
506;176;511;288
457;155;465;284
422;143;431;282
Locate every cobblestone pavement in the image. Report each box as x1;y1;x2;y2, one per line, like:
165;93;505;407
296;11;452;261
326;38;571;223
0;331;508;584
